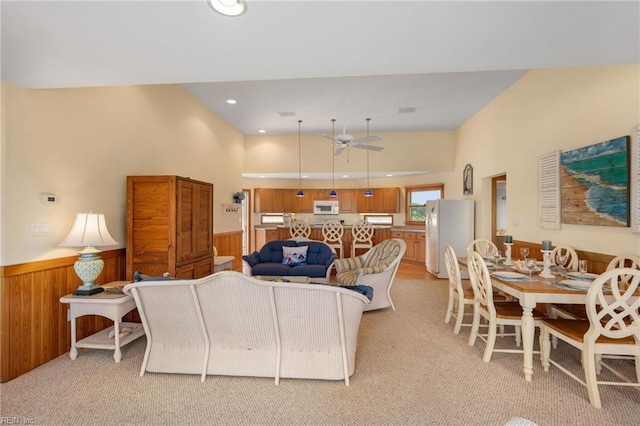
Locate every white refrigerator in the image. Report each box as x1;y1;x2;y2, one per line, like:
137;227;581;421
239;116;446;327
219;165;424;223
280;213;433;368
425;199;475;279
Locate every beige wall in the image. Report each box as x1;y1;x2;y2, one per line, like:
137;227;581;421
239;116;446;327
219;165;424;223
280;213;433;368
455;65;640;254
2;65;638;265
245;131;456;175
1;82;245;265
244;65;640;256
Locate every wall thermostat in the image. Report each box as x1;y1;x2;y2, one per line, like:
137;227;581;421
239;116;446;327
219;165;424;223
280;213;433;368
41;194;59;205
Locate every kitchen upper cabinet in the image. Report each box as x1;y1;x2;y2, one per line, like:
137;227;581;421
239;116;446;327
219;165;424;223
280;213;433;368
338;189;356;213
255;188;291;213
295;192;314;213
356;187;400;213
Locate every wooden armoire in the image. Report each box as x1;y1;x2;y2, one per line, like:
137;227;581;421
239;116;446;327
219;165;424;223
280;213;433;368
126;175;214;280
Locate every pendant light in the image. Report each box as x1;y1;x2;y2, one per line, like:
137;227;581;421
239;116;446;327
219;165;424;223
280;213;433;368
296;120;304;197
329;118;337;197
364;118;373;197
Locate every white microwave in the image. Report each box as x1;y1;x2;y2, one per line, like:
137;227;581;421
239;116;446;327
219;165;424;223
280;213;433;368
313;200;339;215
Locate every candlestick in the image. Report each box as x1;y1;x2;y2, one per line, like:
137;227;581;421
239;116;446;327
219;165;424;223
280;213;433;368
503;243;514;265
539;249;555;278
541;240;552;251
504;235;513;244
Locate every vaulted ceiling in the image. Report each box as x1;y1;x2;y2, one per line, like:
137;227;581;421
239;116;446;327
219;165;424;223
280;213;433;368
2;1;638;136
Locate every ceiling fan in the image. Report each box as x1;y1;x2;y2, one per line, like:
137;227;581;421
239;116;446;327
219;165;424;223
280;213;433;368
319;118;384;156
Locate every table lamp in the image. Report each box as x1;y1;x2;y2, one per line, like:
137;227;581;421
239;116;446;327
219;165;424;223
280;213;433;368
59;212;118;295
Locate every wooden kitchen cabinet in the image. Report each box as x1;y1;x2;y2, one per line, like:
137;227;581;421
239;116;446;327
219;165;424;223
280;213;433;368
392;230;426;263
356;187;400;213
126;175;214;280
338;189;356;213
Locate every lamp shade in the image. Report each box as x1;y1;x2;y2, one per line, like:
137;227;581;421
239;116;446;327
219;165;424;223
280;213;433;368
59;213;118;248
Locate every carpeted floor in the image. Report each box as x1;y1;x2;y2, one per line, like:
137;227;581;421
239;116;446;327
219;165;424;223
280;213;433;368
2;264;639;425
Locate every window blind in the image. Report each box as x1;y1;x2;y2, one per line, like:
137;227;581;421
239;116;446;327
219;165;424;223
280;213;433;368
538;150;561;230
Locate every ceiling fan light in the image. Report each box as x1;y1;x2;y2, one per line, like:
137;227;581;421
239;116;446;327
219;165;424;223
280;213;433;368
296;190;305;197
329;190;337;197
364;189;373;197
208;0;247;17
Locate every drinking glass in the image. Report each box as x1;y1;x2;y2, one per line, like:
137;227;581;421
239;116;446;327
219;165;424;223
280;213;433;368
557;252;568;273
578;260;587;275
526;258;537;280
520;247;530;261
493;250;502;267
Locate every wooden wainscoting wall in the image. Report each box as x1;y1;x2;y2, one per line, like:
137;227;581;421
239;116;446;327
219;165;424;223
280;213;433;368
507;240;615;274
0;248;126;383
213;230;243;271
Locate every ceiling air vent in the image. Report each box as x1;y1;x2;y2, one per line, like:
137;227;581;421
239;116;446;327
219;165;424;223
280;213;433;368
398;107;417;114
278;111;297;117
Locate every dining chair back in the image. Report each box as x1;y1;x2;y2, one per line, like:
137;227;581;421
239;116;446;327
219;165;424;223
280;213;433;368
540;267;640;408
607;254;640;289
444;245;475;334
466;239;498;258
322;220;344;258
289;219;311;239
467;252;546;362
351;220;374;258
550;245;579;271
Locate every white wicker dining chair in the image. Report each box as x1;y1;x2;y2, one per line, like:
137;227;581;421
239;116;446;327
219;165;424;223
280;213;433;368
551;245;579;271
289;219;311;239
322;220;344;258
467;252;546;362
540;267;640;409
350;220;374;258
466;239;498;258
444;245;476;334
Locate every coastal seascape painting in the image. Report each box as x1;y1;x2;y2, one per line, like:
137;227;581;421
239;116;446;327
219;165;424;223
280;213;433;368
560;136;630;227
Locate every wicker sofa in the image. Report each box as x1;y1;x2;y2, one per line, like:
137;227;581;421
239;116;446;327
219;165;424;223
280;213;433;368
123;271;370;385
242;239;337;283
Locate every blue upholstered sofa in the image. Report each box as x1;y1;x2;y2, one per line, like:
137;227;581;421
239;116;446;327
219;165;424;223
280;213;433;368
242;240;337;283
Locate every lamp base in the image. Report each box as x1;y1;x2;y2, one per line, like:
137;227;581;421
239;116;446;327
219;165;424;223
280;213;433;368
73;286;105;296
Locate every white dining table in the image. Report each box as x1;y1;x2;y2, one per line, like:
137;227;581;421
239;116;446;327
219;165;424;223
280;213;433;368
458;258;592;382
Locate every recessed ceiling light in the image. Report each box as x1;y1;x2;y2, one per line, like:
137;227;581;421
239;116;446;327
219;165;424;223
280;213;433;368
278;111;296;117
208;0;247;17
342;175;349;178
302;175;308;178
259;175;265;178
226;99;237;104
386;174;393;177
258;129;266;133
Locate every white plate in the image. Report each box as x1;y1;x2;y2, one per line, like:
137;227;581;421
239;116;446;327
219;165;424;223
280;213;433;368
566;272;598;281
492;271;528;281
559;279;592;289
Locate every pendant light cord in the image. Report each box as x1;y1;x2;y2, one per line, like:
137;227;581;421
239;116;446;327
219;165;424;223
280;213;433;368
298;120;302;192
332;119;336;191
366;118;370;190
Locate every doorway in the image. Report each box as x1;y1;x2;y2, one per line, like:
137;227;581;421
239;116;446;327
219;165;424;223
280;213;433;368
241;189;251;255
492;174;507;251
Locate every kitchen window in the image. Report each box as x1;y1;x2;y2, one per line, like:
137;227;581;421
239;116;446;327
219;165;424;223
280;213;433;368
405;184;444;225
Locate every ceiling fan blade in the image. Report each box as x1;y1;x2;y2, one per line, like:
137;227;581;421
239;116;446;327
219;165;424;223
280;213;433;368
334;146;347;156
355;144;384;152
318;134;336;141
352;135;383;144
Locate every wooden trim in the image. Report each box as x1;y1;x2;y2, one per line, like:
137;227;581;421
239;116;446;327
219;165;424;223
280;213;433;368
491;175;506;248
1;249;126;278
1;249;127;383
213;230;244;271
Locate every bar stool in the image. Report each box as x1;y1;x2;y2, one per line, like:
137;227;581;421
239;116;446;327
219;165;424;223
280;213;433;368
289;219;311;240
322;220;344;258
351;220;374;258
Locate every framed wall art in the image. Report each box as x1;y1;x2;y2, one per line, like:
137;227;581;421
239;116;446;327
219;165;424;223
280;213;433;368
560;135;630;227
463;164;473;195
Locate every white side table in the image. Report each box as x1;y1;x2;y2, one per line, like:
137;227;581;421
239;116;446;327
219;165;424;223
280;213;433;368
60;281;145;362
214;255;235;272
